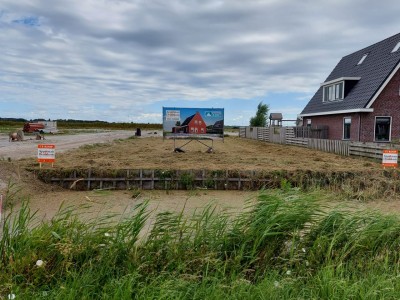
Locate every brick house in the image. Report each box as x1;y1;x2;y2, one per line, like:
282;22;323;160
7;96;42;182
300;33;400;142
172;112;207;134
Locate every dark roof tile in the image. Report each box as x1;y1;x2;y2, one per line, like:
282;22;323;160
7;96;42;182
301;33;400;115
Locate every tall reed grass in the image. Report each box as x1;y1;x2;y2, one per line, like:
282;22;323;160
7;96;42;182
1;188;400;299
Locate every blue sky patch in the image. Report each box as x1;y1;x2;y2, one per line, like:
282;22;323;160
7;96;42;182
12;16;40;27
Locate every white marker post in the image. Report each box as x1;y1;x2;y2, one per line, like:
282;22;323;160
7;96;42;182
0;194;3;224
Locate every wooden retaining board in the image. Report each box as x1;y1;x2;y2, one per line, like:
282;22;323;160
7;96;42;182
34;168;360;191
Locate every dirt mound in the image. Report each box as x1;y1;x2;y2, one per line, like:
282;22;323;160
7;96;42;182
0;161;62;199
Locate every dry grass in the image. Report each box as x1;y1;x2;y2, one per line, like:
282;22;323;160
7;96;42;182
21;136;382;172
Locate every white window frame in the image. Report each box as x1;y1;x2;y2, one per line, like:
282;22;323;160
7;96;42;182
306;119;311;127
357;53;368;65
323;81;344;102
374;116;392;142
343;117;351;140
392;41;400;53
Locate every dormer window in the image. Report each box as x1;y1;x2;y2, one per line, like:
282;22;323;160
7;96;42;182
357;53;368;65
321;77;361;103
392;41;400;53
323;81;344;102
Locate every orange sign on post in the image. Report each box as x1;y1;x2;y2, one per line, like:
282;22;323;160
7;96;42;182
382;149;398;168
38;144;56;168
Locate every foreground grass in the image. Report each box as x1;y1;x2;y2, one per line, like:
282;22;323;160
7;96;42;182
1;189;400;299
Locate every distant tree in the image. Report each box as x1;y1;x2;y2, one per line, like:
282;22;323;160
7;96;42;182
250;102;269;127
175;121;181;126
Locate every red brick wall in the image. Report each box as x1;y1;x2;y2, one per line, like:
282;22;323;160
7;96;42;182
303;69;400;142
360;69;400;142
303;113;361;141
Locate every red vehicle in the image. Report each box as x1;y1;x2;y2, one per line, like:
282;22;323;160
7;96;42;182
23;122;45;133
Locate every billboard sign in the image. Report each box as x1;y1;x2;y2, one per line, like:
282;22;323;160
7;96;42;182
163;107;224;139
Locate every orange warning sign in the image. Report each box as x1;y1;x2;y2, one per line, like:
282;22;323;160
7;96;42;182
382;149;398;168
37;144;56;163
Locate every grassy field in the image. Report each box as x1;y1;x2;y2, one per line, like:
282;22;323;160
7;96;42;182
12;133;399;202
0;120;162;133
22;135;380;172
2;188;400;299
2;130;400;298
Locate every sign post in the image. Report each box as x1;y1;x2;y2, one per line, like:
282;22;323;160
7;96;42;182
0;194;3;224
37;144;56;168
382;149;398;168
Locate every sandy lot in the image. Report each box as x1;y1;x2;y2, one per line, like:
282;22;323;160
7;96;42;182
0;130;399;225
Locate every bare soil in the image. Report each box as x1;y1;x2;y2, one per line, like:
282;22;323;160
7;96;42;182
1;130;399;224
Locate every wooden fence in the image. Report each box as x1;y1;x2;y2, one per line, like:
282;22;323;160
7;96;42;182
35;168;321;191
294;126;329;139
240;126;400;160
349;142;400;160
308;138;350;156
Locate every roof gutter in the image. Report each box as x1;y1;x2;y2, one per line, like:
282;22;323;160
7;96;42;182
299;108;373;118
320;77;361;86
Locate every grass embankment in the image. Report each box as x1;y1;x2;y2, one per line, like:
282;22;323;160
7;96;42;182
2;188;400;299
0;120;162;133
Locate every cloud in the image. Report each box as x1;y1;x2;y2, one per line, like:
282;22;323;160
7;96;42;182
1;0;400;123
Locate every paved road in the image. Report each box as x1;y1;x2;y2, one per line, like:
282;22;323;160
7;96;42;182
0;130;161;160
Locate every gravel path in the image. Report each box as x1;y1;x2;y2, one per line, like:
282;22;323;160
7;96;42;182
0;130;161;160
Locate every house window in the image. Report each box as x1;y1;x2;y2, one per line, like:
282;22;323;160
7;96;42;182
199;121;202;125
375;116;391;142
201;128;204;133
194;120;198;125
357;53;368;65
323;82;344;102
306;119;311;127
343;117;351;140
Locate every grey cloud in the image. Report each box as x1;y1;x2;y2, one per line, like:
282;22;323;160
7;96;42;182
1;0;400;122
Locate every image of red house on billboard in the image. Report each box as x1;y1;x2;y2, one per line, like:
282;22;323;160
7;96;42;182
172;112;207;134
163;107;224;139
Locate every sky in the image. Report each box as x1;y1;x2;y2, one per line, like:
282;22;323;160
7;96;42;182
1;0;400;126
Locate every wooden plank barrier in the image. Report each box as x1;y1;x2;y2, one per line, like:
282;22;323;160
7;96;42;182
308;139;350;156
36;169;285;191
239;126;400;161
35;168;362;191
239;127;246;138
286;138;308;147
349;142;400;160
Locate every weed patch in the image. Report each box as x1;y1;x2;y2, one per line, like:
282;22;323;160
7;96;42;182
2;189;400;298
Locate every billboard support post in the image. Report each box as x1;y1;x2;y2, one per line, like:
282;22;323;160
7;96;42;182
173;138;214;153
